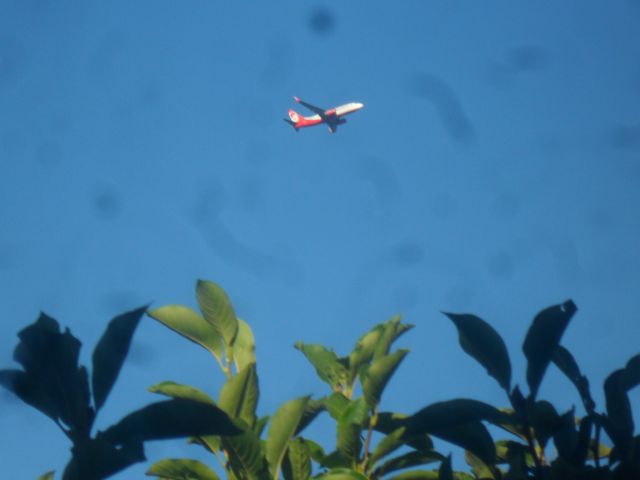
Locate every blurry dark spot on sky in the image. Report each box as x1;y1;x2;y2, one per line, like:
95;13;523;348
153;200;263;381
444;285;474;310
609;123;640;150
0;35;26;87
355;157;400;204
486;251;515;279
92;187;122;220
389;241;424;267
410;73;476;145
491;191;522;220
126;339;155;366
308;7;336;36
34;141;63;166
504;46;549;73
430;192;459;219
101;291;141;313
87;29;128;81
262;35;294;87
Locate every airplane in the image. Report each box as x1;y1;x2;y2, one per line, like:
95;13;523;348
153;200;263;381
284;96;364;133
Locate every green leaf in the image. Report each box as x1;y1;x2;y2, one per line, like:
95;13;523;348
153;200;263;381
522;300;577;399
316;468;369;480
372;316;413;361
324;392;351;420
387;471;440;480
438;455;454;480
37;471;55;480
282;437;312;480
196;279;239;347
361;349;408;407
219;363;259;427
294;342;349;391
146;458;220;480
373;451;443;478
368;427;407;467
266;396;310;480
148;381;215;405
148;305;223;363
233;320;256;372
296;398;325;435
464;451;496;479
551;345;595;412
222;429;267;480
92;306;146;413
348;323;386;382
337;397;369;462
102;398;240;444
375;412;434;453
444;312;511;392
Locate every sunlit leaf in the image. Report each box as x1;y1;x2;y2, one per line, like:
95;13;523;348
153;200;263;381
522;300;577;399
324;392;350;420
219;363;259;428
464;450;496;479
368;427;407;467
222;429;267;480
148;381;215;405
146;458;220;480
361;349;408;407
102;398;239;444
444;312;511;392
296;398;325;435
337;397;369;462
266;396;310;480
37;471;55;480
148;305;223;363
196;279;239;347
233;319;256;372
92;306;146;413
282;437;311;480
316;468;368;480
372;316;413;361
294;342;349;391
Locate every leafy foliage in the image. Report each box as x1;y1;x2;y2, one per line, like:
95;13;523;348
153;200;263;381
0;306;238;480
4;280;639;480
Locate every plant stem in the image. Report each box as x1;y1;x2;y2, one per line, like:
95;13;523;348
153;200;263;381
593;416;601;469
362;406;378;471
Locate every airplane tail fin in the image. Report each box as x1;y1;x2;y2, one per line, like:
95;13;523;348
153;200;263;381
284;109;302;130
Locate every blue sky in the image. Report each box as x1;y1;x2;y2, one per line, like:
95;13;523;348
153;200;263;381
1;1;639;478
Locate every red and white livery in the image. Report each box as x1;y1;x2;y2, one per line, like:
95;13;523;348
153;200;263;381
284;96;364;133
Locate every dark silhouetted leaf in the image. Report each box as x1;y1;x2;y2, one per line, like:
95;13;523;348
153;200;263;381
530;400;562;449
438;455;454;480
405;399;510;434
552;409;578;462
375;412;434;453
444;312;511;392
219;363;259;428
623;353;640;391
522;300;577;399
146;458;220;480
294;342;349;391
148;381;215;405
10;313;93;434
92;306;146;412
63;436;145;480
361;349;408;407
604;369;634;457
552;345;595;412
148;305;223;363
266;396;310;480
373;451;443;478
196;279;239;346
102;398;239;445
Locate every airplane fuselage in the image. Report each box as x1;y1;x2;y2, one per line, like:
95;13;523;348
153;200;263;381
285;97;364;133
